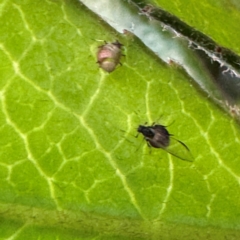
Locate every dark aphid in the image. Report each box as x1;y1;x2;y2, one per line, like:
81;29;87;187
137;124;193;162
137;125;170;148
97;41;123;73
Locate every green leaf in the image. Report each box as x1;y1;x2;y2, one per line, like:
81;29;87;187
1;0;240;239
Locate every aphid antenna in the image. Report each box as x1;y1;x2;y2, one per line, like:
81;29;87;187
92;38;120;47
151;114;165;125
92;38;105;42
135;131;139;138
150;119;175;128
123;137;135;145
113;39;123;45
120;128;137;138
124;122;152;154
165;120;175;127
88;38;107;48
89;38;107;46
132;109;150;124
115;128;136;148
135;136;147;153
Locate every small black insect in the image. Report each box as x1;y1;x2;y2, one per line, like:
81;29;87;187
137;124;193;162
97;40;123;73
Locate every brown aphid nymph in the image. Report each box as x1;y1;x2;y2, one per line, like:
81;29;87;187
97;41;123;73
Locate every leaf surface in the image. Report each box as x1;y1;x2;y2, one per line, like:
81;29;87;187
0;0;240;239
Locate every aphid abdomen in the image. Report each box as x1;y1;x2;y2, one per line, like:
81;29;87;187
97;48;113;62
151;125;170;148
148;134;170;148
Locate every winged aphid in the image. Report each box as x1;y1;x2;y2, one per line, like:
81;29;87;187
137;123;193;162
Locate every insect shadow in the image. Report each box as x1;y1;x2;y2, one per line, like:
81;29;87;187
137;122;194;162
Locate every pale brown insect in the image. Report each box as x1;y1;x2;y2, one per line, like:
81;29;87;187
97;41;123;72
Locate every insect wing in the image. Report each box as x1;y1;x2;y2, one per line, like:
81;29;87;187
163;137;194;162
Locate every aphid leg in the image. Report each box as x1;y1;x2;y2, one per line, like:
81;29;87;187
135;136;145;152
146;140;152;154
167;120;175;127
117;55;125;67
98;41;107;48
